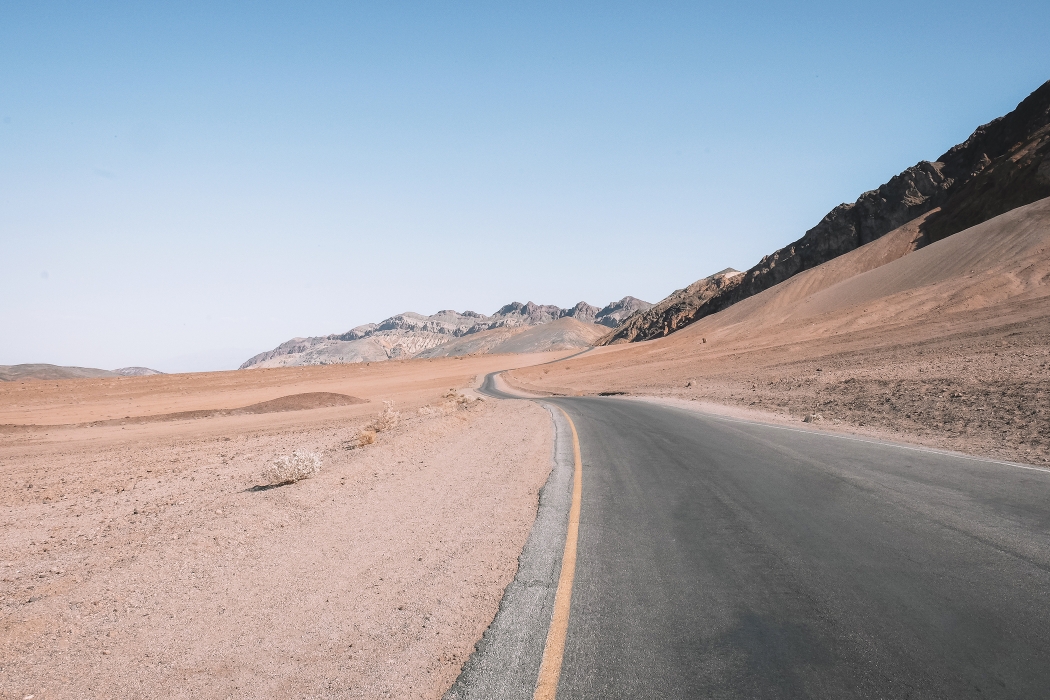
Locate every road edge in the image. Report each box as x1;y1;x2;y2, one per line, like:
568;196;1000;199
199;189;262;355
443;396;576;699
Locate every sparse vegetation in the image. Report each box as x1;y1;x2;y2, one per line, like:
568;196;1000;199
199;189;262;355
367;401;401;432
419;390;484;416
350;402;402;447
262;450;322;486
445;389;483;407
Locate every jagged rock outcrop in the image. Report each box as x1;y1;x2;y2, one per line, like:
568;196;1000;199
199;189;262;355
600;271;742;344
921;83;1050;242
240;297;651;369
561;301;601;324
594;296;654;328
601;79;1050;345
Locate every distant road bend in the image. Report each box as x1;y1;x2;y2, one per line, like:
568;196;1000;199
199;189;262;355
461;372;1050;699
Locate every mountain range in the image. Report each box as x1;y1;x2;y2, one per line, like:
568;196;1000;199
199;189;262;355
12;80;1049;378
239;297;652;369
246;79;1050;364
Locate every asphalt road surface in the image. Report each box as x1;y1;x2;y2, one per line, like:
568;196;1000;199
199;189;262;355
476;376;1050;699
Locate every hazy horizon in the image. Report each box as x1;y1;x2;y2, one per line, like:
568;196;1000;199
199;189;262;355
4;2;1050;372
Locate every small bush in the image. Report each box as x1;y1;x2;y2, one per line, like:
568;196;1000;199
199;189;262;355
262;450;322;486
357;428;376;446
417;392;484;418
367;401;401;432
444;391;483;411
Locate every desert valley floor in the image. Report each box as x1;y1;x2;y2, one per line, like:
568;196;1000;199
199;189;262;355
0;354;567;699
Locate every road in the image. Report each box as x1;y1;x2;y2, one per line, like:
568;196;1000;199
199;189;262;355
469;375;1050;699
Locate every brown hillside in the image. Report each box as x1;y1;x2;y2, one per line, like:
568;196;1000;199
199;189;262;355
509;197;1050;465
0;364;119;381
602;79;1050;345
417;317;605;358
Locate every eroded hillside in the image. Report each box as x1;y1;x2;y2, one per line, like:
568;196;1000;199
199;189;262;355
602;79;1050;344
511;197;1050;465
241;297;652;369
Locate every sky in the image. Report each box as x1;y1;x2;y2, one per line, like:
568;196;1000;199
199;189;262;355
2;2;1049;372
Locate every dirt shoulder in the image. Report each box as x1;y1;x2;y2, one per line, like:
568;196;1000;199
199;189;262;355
0;357;555;699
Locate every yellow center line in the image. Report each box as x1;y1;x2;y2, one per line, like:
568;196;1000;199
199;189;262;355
533;406;583;700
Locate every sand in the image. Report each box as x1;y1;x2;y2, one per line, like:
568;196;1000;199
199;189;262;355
0;353;563;698
420;318;606;359
508;198;1050;465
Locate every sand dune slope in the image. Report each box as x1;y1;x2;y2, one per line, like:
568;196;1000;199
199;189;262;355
666;197;1050;345
418;318;605;358
510;197;1050;464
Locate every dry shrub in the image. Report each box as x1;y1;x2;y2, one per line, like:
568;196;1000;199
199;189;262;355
353;402;399;447
417;391;484;418
367;401;401;432
262;450;321;486
444;390;483;411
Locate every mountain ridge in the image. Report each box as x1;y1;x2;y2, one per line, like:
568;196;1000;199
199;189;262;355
601;78;1050;345
240;296;652;369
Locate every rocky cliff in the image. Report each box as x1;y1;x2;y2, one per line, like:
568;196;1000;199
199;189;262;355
601;79;1050;345
599;270;743;344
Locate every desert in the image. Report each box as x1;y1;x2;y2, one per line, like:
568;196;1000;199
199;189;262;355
6;100;1050;697
0;353;566;698
6;6;1050;698
508;198;1050;466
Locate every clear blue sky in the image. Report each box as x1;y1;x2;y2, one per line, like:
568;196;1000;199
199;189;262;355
3;2;1049;372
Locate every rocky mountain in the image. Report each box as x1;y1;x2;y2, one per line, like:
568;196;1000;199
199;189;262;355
240;297;652;369
593;296;654;327
601;270;743;344
601;79;1050;345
